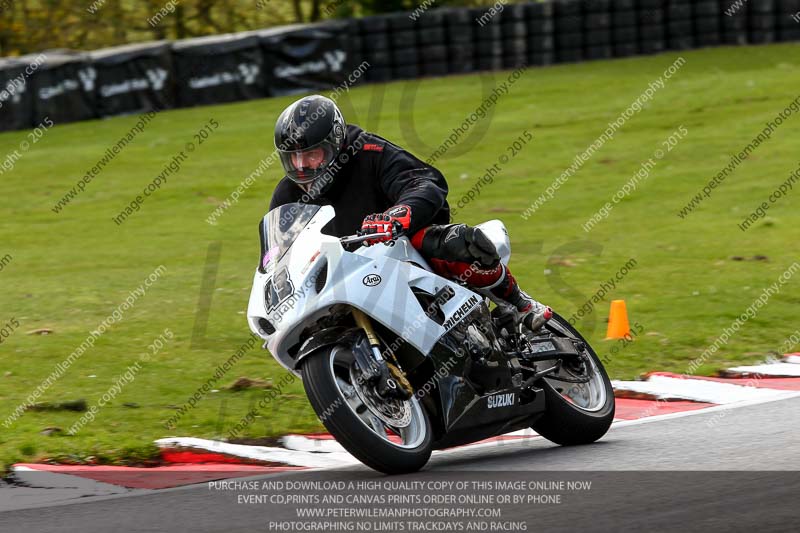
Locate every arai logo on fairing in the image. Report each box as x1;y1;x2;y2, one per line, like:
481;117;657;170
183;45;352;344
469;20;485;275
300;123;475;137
487;393;515;409
362;274;382;287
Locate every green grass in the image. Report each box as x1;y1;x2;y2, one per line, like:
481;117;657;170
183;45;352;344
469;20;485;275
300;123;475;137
2;43;800;471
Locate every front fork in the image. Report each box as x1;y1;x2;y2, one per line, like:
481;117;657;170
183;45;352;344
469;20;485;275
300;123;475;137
351;308;413;399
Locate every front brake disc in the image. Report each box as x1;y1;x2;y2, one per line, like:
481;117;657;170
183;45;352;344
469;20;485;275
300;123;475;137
349;364;412;428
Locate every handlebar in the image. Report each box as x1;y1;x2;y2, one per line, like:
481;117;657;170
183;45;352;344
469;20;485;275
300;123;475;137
339;232;392;245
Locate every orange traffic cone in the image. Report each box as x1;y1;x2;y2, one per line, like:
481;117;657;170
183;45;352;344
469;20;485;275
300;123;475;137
605;300;631;340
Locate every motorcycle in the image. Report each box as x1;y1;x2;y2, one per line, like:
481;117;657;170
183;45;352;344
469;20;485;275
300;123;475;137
247;202;615;474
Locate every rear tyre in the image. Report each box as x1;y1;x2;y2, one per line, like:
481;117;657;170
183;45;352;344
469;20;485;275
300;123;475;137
300;345;433;474
530;313;615;445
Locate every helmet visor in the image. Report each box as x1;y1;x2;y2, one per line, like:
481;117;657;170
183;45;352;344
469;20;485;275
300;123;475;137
278;138;338;187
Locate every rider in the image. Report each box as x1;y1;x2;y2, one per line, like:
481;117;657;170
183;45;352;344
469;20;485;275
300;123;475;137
269;95;551;332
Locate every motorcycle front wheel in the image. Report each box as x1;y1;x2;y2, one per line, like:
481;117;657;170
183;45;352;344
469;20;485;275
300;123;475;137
300;344;433;474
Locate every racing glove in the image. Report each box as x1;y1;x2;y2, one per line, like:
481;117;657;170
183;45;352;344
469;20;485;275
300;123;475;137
360;205;412;246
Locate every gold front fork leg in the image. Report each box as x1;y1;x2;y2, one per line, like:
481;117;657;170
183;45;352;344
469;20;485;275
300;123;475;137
351;308;382;354
350;307;414;395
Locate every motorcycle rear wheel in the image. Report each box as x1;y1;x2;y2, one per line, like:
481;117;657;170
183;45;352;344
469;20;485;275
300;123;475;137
300;344;433;474
529;313;615;445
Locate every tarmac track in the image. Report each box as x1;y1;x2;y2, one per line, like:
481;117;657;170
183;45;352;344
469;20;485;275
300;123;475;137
1;395;798;532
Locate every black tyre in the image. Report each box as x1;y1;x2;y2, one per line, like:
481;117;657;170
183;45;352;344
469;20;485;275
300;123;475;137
387;12;415;32
475;26;502;42
421;62;449;76
555;0;581;17
556;15;583;33
640;39;666;55
585;13;612;28
477;40;503;56
503;38;527;55
528;52;555;66
366;67;392;83
448;59;476;74
612;11;637;27
613;26;639;43
557;31;584;48
502;52;528;69
614;0;636;9
585;30;612;45
528;34;555;51
722;31;748;45
423;45;448;63
694;1;719;17
392;48;417;65
300;345;433;474
638;0;663;9
722;15;747;31
696;33;722;47
418;27;446;46
365;50;390;65
503;21;528;39
390;30;416;48
639;8;664;25
358;16;388;34
778;27;800;41
639;24;665;40
557;48;584;63
364;33;389;50
449;43;475;62
448;25;473;43
585;45;614;60
476;55;504;71
525;2;554;18
668;36;695;50
527;18;554;34
529;313;615;446
749;14;776;31
614;42;640;57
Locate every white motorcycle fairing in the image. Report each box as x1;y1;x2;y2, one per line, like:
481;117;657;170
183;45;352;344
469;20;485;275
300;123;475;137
247;205;509;375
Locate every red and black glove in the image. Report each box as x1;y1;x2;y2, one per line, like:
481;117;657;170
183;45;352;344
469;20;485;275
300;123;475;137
360;205;412;245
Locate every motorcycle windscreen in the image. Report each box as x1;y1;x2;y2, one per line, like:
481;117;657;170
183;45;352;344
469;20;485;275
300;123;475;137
258;203;321;273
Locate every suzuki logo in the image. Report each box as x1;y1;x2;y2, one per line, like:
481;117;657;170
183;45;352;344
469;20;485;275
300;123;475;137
487;392;515;409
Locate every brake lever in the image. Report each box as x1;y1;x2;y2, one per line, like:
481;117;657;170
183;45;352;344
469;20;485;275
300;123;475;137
339;232;392;246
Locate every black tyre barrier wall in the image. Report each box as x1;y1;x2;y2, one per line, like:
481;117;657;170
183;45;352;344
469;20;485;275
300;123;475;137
0;0;798;132
0;56;37;132
172;33;266;108
90;42;174;118
30;52;97;127
262;20;355;97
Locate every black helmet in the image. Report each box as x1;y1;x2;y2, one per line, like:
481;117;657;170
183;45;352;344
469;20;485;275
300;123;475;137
274;95;346;191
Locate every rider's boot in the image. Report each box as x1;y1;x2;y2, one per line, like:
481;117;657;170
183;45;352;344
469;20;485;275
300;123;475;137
486;265;552;332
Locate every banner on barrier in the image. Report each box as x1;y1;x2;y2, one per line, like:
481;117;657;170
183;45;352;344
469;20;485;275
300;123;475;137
0;57;36;132
173;33;265;108
91;41;174;117
260;21;354;96
31;52;96;126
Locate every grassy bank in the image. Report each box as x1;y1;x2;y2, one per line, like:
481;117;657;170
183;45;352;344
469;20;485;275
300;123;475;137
1;43;799;470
